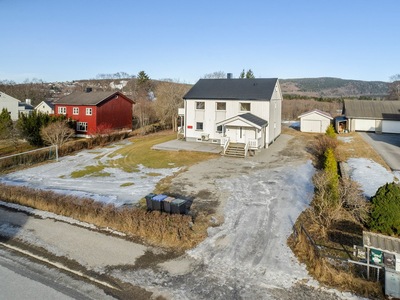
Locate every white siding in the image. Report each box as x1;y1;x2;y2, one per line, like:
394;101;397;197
35;101;54;114
300;112;331;133
0;92;20;120
354;119;376;132
382;120;400;134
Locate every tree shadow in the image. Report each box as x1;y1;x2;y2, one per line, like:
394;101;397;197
328;220;363;248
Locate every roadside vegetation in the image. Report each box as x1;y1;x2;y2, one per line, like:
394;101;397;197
287;125;400;298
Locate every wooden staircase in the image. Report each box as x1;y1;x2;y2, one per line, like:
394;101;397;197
224;143;246;158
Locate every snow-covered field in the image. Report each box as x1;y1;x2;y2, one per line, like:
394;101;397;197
348;158;399;198
0;140;179;206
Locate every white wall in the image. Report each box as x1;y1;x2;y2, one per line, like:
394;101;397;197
35;101;54;114
0;92;20;120
300;112;331;133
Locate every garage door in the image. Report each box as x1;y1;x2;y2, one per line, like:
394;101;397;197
382;120;400;134
354;119;376;132
301;120;323;133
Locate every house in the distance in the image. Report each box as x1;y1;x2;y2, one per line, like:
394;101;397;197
180;75;282;157
0;92;34;120
35;100;55;114
54;89;135;137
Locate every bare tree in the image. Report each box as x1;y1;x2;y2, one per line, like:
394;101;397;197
154;80;191;131
41;120;75;146
388;74;400;100
203;71;226;79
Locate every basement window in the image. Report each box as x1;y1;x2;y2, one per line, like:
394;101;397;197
196;122;203;131
216;125;223;133
77;122;88;132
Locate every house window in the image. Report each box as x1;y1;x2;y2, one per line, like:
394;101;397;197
216;125;223;133
240;103;250;111
196;102;205;110
86;108;92;115
196;122;203;130
216;102;226;110
58;107;66;114
77;122;88;132
73;107;79;115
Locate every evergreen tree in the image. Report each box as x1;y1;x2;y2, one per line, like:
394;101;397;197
325;124;336;138
246;69;255;78
369;183;400;235
239;69;245;79
323;147;339;203
0;108;13;139
137;71;150;85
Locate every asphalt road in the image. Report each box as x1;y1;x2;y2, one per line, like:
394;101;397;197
359;132;400;170
0;246;116;300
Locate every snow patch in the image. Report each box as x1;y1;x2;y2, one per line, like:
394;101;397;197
338;136;353;143
348;158;397;198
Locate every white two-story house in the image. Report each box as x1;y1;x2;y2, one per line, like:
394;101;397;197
179;76;282;155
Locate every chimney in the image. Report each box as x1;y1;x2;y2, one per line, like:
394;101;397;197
26;99;31;105
227;73;233;79
86;87;92;93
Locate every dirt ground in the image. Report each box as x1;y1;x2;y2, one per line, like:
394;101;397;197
0;128;363;299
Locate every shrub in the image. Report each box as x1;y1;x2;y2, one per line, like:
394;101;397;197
368;182;400;235
323;147;339;202
314;135;339;167
325;124;336;138
0;182;194;248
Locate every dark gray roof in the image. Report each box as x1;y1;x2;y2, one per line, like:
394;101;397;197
18;103;34;109
54;91;134;105
239;113;268;127
183;78;278;101
344;100;400;121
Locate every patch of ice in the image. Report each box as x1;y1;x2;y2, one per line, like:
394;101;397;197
338;136;353;143
348;158;397;198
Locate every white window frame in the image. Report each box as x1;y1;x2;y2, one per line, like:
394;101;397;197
73;107;79;115
77;122;88;132
216;102;226;111
58;107;66;114
86;108;92;115
196;102;205;110
196;122;203;131
240;103;251;112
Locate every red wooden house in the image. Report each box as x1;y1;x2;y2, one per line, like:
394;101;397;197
54;90;134;137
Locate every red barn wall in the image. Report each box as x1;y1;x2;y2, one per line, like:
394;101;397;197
96;95;133;130
54;104;97;134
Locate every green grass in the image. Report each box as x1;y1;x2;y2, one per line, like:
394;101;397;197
111;134;218;169
70;164;107;178
146;172;162;177
59;175;65;178
88;151;102;154
120;182;135;187
94;153;107;160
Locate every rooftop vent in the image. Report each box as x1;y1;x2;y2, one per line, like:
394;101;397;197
227;73;233;79
86;87;92;93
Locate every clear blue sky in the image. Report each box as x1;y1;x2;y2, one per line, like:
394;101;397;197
1;0;399;84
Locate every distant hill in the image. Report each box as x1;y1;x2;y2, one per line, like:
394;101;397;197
280;77;388;98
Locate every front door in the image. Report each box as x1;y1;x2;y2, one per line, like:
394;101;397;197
236;127;245;143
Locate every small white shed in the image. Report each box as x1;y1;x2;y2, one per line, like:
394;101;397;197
298;109;333;133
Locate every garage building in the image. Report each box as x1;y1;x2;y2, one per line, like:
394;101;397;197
343;100;400;134
298;109;333;133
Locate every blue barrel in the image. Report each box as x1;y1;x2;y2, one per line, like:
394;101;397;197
152;194;168;211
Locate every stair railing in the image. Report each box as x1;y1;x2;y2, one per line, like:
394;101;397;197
223;137;230;155
244;141;250;157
